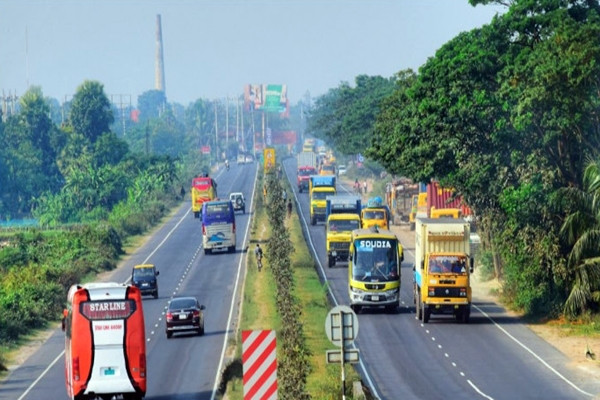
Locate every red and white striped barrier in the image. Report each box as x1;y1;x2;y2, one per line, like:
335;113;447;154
242;330;278;400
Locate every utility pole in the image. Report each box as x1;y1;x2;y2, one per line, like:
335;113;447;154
225;96;229;149
214;101;219;164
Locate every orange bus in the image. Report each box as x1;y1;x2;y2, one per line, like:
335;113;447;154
63;282;147;400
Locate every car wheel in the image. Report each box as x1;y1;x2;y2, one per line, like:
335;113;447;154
166;331;173;339
242;207;245;214
199;322;205;336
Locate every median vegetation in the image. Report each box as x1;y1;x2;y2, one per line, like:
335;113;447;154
223;165;362;399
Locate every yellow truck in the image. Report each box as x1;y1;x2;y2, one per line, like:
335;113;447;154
348;227;404;313
413;217;473;323
361;197;391;230
325;195;361;268
309;175;336;225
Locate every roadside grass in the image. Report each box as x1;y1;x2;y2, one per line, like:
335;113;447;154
223;177;362;399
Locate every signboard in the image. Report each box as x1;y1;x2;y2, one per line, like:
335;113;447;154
244;84;288;114
242;330;277;400
264;147;276;173
326;349;360;364
201;145;211;155
325;305;358;347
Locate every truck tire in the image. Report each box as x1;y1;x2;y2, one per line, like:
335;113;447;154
350;304;361;313
423;305;430;323
204;248;211;255
410;222;415;231
415;290;422;320
194;211;200;219
328;257;335;268
310;215;316;225
299;187;303;193
462;307;471;323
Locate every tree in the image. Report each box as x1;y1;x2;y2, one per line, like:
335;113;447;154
137;90;166;121
1;87;65;216
559;158;600;316
306;75;396;156
69;80;114;144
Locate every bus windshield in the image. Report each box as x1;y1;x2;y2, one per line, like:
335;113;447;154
352;239;398;282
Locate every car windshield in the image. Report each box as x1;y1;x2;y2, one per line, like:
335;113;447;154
133;268;155;278
169;298;197;310
352;240;398;282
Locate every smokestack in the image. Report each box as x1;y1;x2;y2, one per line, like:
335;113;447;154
155;14;166;95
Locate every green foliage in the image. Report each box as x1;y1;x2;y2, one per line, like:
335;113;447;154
69;81;114;144
263;171;310;400
306;75;396;157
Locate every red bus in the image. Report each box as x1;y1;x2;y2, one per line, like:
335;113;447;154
62;282;147;400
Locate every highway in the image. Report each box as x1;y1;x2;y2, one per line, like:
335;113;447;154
281;156;600;400
0;160;258;400
3;156;600;400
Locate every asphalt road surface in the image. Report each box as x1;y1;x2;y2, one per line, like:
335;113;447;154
282;156;600;400
0;160;258;400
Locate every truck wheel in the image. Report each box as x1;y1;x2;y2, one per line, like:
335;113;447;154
350;305;362;313
415;290;422;320
204;248;211;255
310;215;316;225
299;187;303;193
228;245;235;253
385;303;398;314
461;307;471;323
410;222;415;231
423;305;430;323
328;257;335;268
194;211;200;218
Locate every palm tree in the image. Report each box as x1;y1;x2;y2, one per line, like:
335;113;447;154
560;159;600;317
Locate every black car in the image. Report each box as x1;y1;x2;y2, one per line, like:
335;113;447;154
131;264;159;298
166;296;205;338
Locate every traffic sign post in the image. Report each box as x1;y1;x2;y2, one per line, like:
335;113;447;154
325;305;359;400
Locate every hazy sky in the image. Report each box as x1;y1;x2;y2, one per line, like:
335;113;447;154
0;0;505;106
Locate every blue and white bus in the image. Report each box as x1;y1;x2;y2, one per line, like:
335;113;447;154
202;200;236;254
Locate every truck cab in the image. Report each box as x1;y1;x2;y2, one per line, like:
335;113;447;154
326;213;361;268
297;166;317;193
309;175;336;225
361;197;390;230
